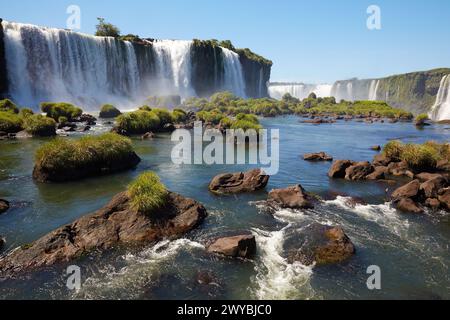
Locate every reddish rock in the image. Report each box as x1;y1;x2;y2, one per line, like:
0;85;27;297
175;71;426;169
425;198;441;210
207;235;256;258
436;159;450;172
366;166;388;180
303;152;333;161
438;188;450;210
209;169;269;195
268;185;314;209
395;198;424;214
391;180;421;200
345;161;374;181
328;160;354;178
373;154;392;166
420;176;448;198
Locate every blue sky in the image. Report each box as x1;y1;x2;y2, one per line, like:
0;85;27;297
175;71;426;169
1;0;449;83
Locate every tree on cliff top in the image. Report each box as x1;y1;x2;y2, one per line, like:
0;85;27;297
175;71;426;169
95;18;120;38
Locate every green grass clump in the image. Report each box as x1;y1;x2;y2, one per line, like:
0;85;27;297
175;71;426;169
383;140;449;170
99;104;121;118
19;108;34;118
172;108;187;123
23;114;56;136
115;110;161;134
40;102;83;121
0;99;19;114
35;133;134;172
197;110;225;124
128;172;168;215
0;111;23;133
151;108;174;126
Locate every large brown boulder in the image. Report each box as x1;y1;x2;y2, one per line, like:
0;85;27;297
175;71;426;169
345;161;374;181
366;166;388;180
395;198;424;214
415;172;444;182
388;161;414;178
328;160;354;178
373;154;392;166
288;224;355;266
438;188;450;210
420;176;448;198
268;185;314;209
0;191;207;277
209;169;269;195
436;159;450;172
207;235;256;259
391;180;421;200
0;199;9;214
303;152;333;161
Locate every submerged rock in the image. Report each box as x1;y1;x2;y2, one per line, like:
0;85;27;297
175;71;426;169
370;145;381;151
0;199;9;214
328;160;354;178
288;224;355;266
268;185;314;209
142;132;155;140
208;169;269;195
303;152;333;161
207;235;256;259
0;191;207;277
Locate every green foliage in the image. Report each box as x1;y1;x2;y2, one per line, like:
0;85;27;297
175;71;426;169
95;18;120;38
58;116;68;124
383;140;449;170
415;113;429;125
128;172;168;215
19;108;34;118
35;133;133;172
197;110;225;125
210;91;239;106
172;108;187;123
118;34;141;42
235;48;273;66
23;114;56;136
151;108;174;125
0;111;23;133
115;110;161;134
40;102;83;122
0;99;19;114
139;105;152;112
99;104;121;118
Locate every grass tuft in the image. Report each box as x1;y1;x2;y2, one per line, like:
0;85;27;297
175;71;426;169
128;172;168;214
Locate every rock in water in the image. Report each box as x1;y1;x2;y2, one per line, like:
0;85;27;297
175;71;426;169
438;188;450;210
288;224;355;266
391;180;421;200
395;198;424;214
372;154;392;166
268;185;314;209
303;152;333;161
328;160;354;178
0;199;9;214
207;235;256;258
208;169;269;195
345;161;374;180
365;166;388;180
0;191;207;277
420;176;448;198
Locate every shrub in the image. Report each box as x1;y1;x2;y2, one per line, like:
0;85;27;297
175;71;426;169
231;119;262;131
58;116;68;124
197;110;225;125
139;105;152;112
128;172;168;214
383;140;404;161
172;108;187;123
23;114;56;136
95;18;120;38
41;102;83;121
0;99;19;114
0;111;23;133
35;133;134;172
115;110;161;134
415;113;429;125
151;108;174;126
19;108;34;118
99;104;121;118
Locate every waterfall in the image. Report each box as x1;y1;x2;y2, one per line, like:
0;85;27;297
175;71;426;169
1;20;250;110
368;80;379;100
221;47;246;98
429;74;450;121
268;83;332;100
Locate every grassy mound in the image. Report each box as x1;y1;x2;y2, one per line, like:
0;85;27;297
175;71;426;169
0;99;19;114
116;110;161;134
99;104;121;118
34;133;139;182
23;114;56;136
0;111;23;133
383;140;450;170
128;172;168;214
41;102;83;121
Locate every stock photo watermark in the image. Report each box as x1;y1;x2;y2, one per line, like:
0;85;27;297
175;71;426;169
66;265;81;291
66;5;81;30
367;265;381;290
367;5;381;30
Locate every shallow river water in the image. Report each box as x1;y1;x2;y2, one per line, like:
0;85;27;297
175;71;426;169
0;116;449;299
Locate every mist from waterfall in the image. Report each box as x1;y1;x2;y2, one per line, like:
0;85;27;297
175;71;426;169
1;21;248;110
268;83;332;100
429;74;450;121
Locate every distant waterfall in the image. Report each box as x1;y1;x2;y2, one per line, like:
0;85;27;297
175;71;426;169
368;80;380;101
268;83;332;100
1;21;249;110
221;47;246;98
429;74;450;121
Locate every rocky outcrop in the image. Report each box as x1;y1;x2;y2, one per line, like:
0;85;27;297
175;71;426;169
395;198;424;214
391;180;421;200
328;160;354;178
268;185;314;209
373;154;391;166
0;191;207;277
209;169;269;195
420;176;447;198
303;152;333;161
366;166;388;180
207;235;256;259
0;199;9;214
438;188;450;210
288;224;355;266
0;19;8;99
345;161;374;181
32;152;141;183
238;52;271;98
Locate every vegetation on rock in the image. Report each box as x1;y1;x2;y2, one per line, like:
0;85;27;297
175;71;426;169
115;110;161;134
99;104;121;118
95;18;120;38
40;102;83;122
0;111;22;133
128;172;168;215
0;99;19;114
23;114;56;136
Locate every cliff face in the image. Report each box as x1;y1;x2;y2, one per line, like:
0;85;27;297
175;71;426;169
0;19;8;99
377;68;450;114
238;52;271;98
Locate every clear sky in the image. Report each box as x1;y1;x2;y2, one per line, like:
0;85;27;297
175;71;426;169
1;0;449;83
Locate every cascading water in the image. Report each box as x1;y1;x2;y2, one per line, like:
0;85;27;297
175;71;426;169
429;74;450;121
368;79;380;101
221;47;246;98
1;20;249;110
268;83;332;100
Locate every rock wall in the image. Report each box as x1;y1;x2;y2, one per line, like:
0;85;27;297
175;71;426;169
239;53;271;98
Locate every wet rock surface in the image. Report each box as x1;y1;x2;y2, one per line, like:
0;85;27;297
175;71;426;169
209;169;269;195
207;235;256;259
303;152;333;161
268;185;314;209
0;199;9;214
